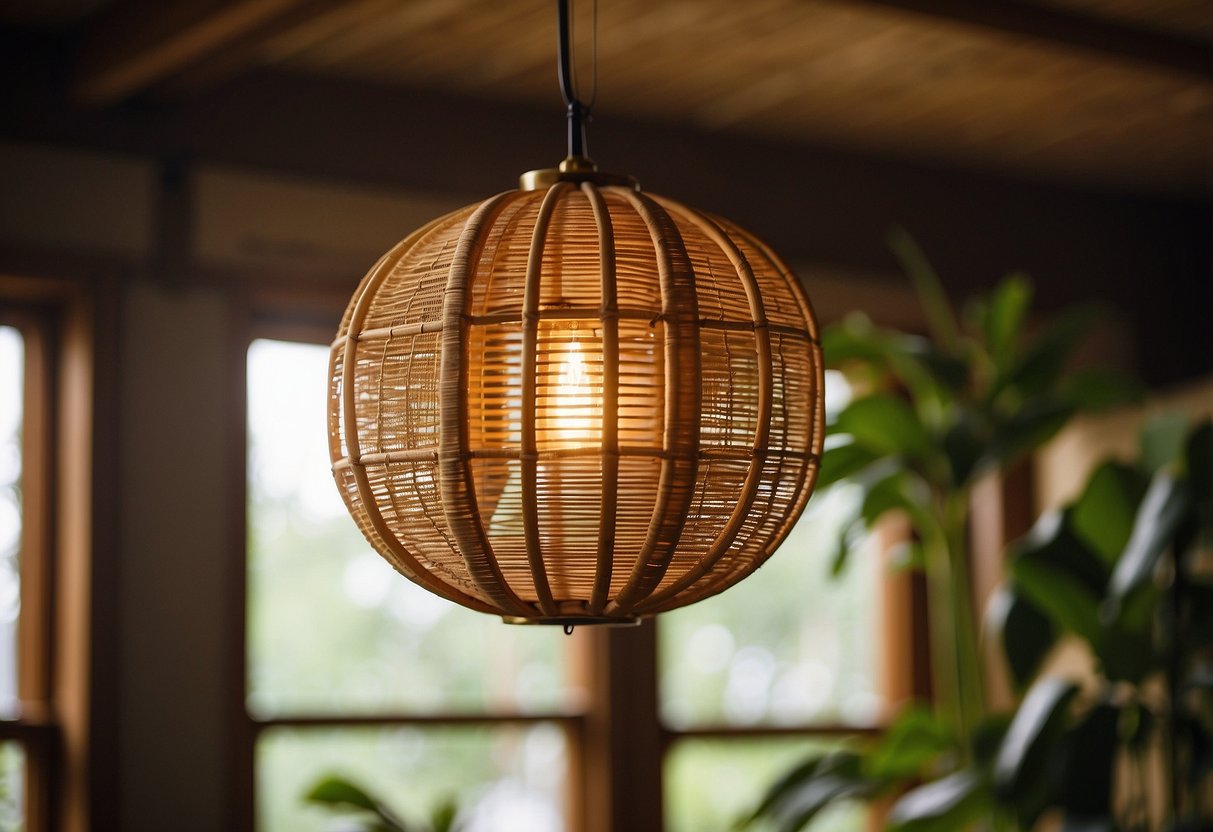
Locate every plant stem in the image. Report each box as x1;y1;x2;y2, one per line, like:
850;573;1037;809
945;490;987;747
1167;542;1184;824
923;488;986;760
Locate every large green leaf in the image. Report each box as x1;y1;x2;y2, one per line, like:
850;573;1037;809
1098;583;1162;684
886;770;987;832
887;227;961;354
755;751;879;832
984;398;1074;472
1108;472;1194;604
1007;511;1108;645
822;313;966;417
865;707;952;781
1010;509;1110;593
982;273;1032;376
1061;368;1142;413
942;410;988;487
829;515;867;577
1070;461;1149;565
860;470;929;527
430;798;459;832
898;337;970;395
305;776;411;832
834;394;934;460
306;777;381;812
1001;308;1093;401
740;755;831;827
994;677;1079;804
971;714;1013;767
816;442;882;488
821;316;915;383
986;585;1057;691
1011;556;1102;647
821;314;886;366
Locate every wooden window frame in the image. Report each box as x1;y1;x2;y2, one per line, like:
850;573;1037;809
0;270;119;832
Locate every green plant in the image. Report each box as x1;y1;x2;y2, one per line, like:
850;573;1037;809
745;416;1212;831
984;416;1213;831
304;775;461;832
741;231;1184;831
822;230;1136;749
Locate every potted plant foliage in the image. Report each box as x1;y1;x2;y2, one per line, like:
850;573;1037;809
743;233;1211;830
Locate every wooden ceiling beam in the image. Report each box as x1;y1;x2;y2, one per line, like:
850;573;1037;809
72;0;345;107
848;0;1213;79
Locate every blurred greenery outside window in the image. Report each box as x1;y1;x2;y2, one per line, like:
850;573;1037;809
249;338;887;831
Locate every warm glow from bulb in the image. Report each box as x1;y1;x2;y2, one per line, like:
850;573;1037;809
553;338;598;446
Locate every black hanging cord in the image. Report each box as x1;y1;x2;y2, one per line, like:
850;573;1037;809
556;0;595;159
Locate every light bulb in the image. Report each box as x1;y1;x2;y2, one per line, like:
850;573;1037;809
537;324;602;451
553;337;597;446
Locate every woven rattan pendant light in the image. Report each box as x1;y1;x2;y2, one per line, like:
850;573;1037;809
329;0;824;626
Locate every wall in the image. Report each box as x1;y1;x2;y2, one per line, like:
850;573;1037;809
117;283;231;831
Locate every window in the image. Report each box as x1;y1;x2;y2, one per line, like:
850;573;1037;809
0;278;116;832
0;313;57;832
241;316;907;832
247;338;572;832
0;324;29;830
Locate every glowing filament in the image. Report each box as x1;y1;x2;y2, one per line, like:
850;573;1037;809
552;339;598;446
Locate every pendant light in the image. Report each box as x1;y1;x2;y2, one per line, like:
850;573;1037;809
329;0;824;627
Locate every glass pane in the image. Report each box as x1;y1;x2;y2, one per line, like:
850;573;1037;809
0;328;22;719
246;339;569;716
665;737;864;832
659;372;883;728
0;741;24;832
258;723;567;832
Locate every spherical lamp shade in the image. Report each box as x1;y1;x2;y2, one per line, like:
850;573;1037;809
329;172;824;625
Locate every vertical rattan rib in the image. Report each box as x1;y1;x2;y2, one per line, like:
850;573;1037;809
631;204;772;613
606;188;701;615
439;192;534;617
584;181;620;616
338;216;497;615
329;169;824;625
519;183;572;617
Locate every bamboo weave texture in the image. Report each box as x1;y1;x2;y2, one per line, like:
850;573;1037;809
329;179;824;623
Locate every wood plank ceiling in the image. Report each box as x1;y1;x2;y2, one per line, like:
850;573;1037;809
14;0;1213;196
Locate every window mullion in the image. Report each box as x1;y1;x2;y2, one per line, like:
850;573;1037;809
570;622;663;832
17;313;53;709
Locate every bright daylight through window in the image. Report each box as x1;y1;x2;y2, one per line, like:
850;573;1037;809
248;340;880;831
0;326;26;831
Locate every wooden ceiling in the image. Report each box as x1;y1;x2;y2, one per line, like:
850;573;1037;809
9;0;1213;196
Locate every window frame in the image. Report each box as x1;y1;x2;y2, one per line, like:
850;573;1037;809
0;269;119;832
